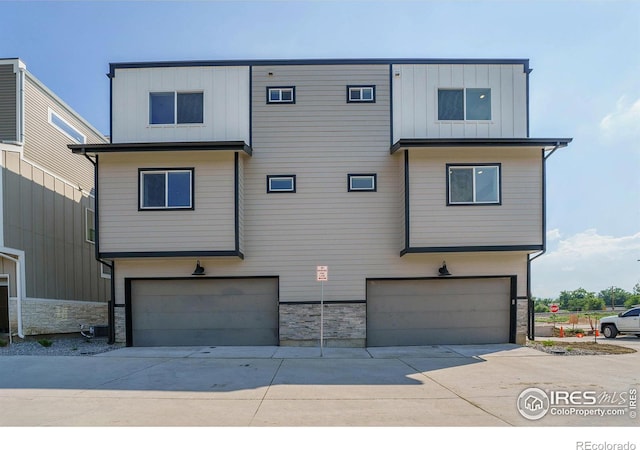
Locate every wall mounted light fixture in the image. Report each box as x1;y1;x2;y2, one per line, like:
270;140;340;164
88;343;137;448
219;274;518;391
192;260;205;276
438;261;451;277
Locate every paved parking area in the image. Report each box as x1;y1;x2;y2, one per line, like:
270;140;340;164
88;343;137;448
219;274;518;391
0;338;638;427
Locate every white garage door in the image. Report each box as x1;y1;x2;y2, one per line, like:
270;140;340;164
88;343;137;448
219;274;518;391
367;277;513;346
130;278;279;346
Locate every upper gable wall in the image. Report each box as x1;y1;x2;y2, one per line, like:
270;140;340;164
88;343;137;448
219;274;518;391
111;66;250;144
392;63;528;141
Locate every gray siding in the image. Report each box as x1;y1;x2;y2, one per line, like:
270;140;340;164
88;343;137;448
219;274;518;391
407;147;543;248
0;64;17;142
2;150;109;301
23;74;106;190
98;151;236;253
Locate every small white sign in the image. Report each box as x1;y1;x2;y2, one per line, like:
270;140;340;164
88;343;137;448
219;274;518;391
316;265;328;282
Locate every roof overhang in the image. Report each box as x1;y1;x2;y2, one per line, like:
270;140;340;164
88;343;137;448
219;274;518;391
69;140;253;156
390;138;572;154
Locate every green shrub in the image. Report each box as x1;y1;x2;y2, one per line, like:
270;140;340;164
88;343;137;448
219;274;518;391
37;339;53;348
0;339;7;347
542;340;555;347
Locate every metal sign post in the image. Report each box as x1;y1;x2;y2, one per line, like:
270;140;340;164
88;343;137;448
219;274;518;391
316;266;328;357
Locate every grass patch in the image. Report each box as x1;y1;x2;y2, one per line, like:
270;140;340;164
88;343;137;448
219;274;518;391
0;339;7;347
37;339;53;348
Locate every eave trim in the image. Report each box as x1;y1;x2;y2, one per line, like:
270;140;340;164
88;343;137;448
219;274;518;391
69;140;253;156
400;245;543;255
390;138;572;154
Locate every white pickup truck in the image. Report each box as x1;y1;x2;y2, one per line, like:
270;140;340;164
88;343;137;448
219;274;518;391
600;307;640;338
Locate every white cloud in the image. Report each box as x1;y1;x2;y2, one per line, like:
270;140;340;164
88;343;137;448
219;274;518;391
546;228;562;241
599;96;640;144
532;229;640;298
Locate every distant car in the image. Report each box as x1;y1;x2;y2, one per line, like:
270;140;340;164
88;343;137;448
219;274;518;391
600;307;640;338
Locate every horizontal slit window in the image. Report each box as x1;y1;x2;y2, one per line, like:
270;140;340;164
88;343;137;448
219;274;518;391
267;87;295;104
267;175;296;193
348;174;377;191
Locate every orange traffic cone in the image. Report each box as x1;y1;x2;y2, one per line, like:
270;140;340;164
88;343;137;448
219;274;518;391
595;330;599;337
559;326;564;338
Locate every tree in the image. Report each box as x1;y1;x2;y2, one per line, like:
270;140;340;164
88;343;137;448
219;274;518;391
558;288;600;311
598;287;631;309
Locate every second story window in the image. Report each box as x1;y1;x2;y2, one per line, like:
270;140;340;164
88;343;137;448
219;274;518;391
48;109;86;144
447;164;500;205
149;92;204;125
348;174;377;191
347;86;375;103
139;169;194;210
438;88;491;121
267;175;296;193
267;87;295;104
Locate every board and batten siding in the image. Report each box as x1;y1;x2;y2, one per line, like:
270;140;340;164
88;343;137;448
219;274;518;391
408;147;543;248
98;151;236;253
23;74;106;191
111;66;250;144
2;149;108;301
0;64;17;142
392;63;528;141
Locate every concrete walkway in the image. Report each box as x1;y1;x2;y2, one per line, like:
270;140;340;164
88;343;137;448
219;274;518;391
1;340;638;427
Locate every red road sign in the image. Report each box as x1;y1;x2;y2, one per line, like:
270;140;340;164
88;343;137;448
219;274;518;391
550;304;559;313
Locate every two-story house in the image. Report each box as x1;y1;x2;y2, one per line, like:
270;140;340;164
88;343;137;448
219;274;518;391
0;58;110;341
70;58;571;347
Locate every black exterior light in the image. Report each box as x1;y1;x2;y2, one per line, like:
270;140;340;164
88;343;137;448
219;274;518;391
192;260;205;276
438;261;451;277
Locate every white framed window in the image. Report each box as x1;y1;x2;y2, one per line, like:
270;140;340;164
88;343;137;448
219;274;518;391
149;91;204;124
267;175;296;193
85;208;96;244
48;108;86;143
438;88;491;121
267;87;295;104
100;262;112;279
348;174;377;192
139;169;194;209
347;85;375;103
447;164;501;205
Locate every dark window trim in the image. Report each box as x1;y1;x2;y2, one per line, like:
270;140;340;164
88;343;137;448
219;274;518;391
266;86;296;104
267;174;296;193
138;167;195;211
149;91;204;125
347;173;377;192
346;85;376;103
446;163;502;206
437;87;492;121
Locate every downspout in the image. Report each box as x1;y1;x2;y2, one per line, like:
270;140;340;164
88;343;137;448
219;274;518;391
0;248;25;338
81;152;116;344
527;143;562;340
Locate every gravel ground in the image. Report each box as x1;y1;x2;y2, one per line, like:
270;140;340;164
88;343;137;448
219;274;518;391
0;334;124;356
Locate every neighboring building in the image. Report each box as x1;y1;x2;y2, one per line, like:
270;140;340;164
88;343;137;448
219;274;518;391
0;58;110;340
70;58;571;347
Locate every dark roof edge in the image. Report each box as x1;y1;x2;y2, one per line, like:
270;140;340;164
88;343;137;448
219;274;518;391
390;138;572;154
108;58;530;77
69;140;253;156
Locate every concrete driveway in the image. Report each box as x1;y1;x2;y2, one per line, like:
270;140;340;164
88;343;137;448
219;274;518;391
0;338;638;427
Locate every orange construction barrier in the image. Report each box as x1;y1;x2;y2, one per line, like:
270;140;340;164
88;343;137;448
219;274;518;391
559;326;564;338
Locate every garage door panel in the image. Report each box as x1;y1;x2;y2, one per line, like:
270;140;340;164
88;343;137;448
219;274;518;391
367;278;512;346
130;278;279;347
134;328;279;347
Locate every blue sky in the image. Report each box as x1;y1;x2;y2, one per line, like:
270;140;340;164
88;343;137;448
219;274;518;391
2;0;639;298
